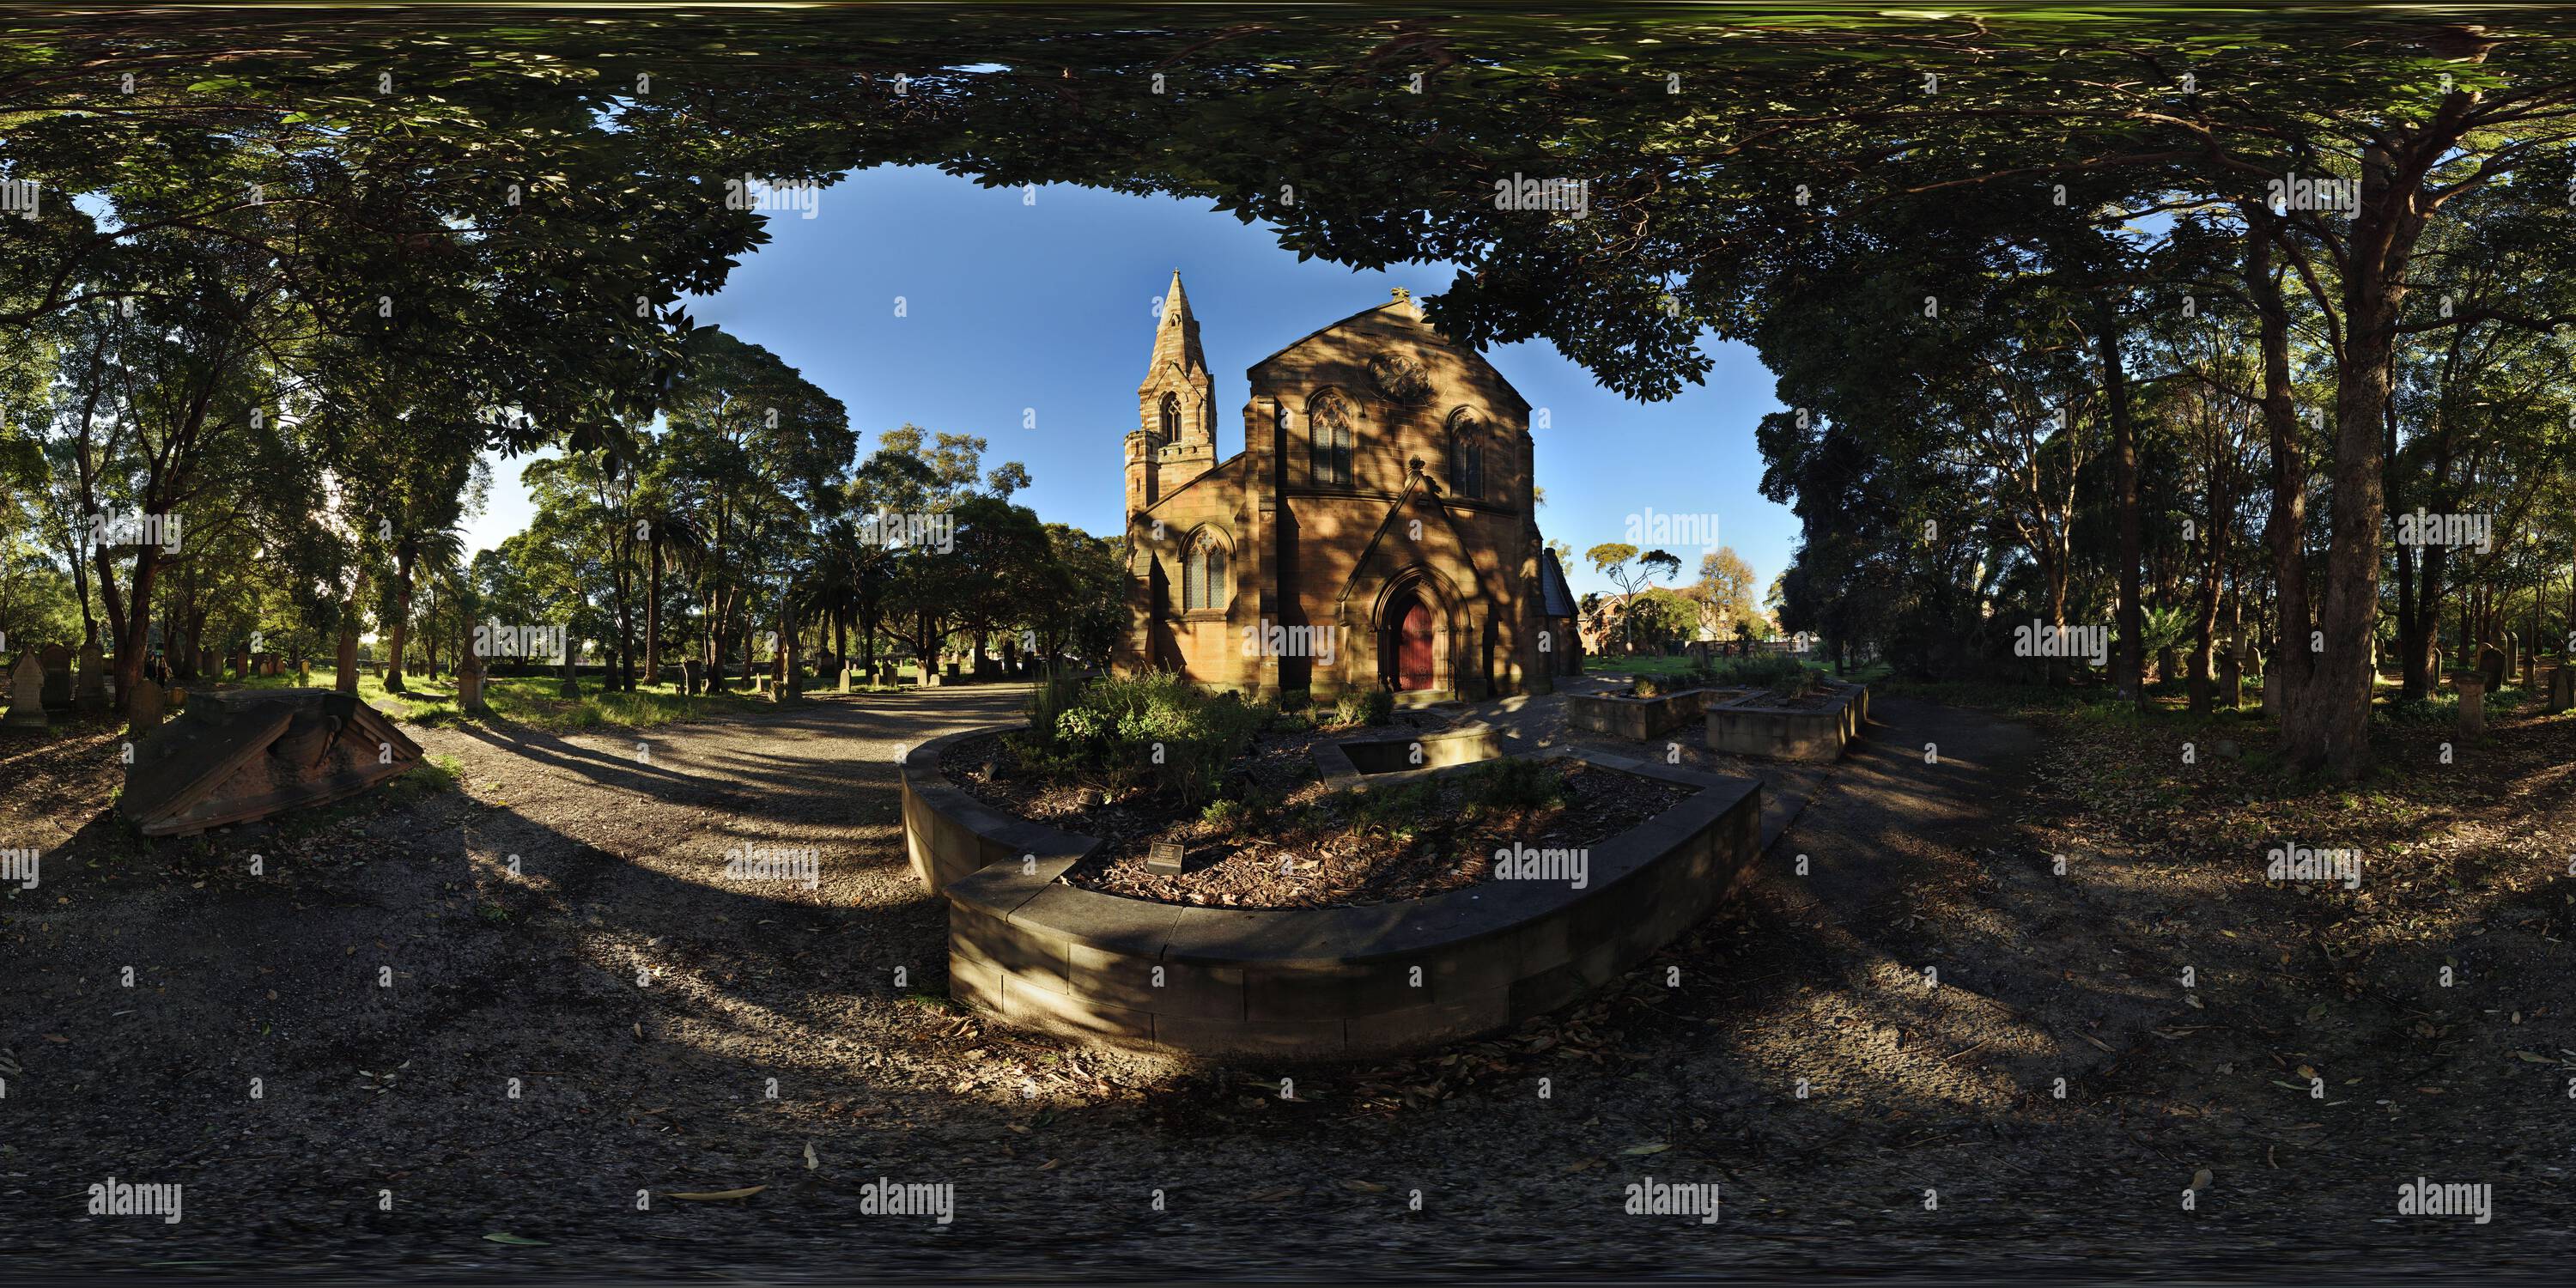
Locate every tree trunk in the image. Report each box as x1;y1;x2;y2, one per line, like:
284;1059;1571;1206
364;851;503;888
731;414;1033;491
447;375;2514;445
387;550;416;694
2097;305;2145;708
645;534;663;689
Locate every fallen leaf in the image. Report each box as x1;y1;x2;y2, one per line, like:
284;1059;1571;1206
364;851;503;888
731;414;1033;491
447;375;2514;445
483;1233;550;1246
2190;1169;2213;1191
2512;1051;2556;1064
1621;1143;1671;1156
804;1141;819;1170
1038;1158;1060;1170
667;1186;767;1201
1340;1179;1387;1193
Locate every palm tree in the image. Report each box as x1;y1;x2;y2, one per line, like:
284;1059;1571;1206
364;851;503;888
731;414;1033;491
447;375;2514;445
385;523;466;694
629;481;705;689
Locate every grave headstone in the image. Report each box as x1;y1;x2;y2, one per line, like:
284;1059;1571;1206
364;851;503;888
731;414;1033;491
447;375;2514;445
2218;648;2243;712
682;659;704;696
127;677;165;732
198;647;216;678
2456;673;2487;739
459;653;489;715
2478;643;2508;691
2547;662;2575;714
296;659;311;683
39;644;72;711
840;664;855;695
2261;669;2281;715
75;641;108;714
6;653;49;728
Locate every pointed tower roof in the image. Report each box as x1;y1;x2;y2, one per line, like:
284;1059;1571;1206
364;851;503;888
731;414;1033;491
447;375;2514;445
1140;268;1207;392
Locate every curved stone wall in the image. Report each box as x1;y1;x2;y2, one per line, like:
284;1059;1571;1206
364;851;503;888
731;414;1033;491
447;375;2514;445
902;726;1763;1060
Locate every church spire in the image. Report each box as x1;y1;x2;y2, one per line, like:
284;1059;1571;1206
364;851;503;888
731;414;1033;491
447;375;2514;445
1144;268;1207;386
1139;269;1215;447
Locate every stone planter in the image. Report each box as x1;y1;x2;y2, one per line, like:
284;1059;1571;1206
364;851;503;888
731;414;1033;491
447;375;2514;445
901;726;1762;1060
1704;682;1868;761
1567;687;1749;741
1313;723;1503;785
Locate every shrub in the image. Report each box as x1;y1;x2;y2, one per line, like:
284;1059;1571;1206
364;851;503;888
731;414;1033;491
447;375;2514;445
1034;669;1262;806
1338;688;1395;726
1461;757;1568;812
1278;688;1313;713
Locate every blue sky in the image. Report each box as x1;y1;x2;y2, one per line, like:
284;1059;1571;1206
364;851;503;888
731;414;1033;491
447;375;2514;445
464;165;1801;604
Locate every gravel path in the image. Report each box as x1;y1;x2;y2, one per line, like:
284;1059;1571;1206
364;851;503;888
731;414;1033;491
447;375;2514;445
2;687;2560;1279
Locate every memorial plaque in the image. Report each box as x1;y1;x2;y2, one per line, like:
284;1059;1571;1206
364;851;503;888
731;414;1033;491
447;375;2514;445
1146;841;1188;876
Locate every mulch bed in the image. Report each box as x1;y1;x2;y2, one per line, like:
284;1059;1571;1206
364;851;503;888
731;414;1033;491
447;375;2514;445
939;728;1693;908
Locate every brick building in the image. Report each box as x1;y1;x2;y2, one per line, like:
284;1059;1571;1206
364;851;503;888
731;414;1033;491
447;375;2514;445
1118;272;1571;701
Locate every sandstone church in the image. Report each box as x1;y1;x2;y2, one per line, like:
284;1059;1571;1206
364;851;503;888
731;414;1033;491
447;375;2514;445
1116;272;1579;701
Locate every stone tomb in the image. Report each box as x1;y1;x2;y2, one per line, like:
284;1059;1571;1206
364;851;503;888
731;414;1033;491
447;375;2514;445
118;690;424;837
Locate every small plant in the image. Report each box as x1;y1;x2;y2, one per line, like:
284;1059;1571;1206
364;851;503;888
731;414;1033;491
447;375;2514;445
1338;688;1394;726
1461;757;1568;812
1355;781;1440;838
1200;797;1248;829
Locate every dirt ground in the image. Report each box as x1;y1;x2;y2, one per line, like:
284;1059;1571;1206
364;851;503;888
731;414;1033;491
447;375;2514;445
3;683;2571;1279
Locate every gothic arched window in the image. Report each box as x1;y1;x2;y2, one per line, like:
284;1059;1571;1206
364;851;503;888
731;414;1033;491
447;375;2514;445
1182;531;1230;612
1159;392;1181;439
1447;411;1486;500
1308;390;1355;487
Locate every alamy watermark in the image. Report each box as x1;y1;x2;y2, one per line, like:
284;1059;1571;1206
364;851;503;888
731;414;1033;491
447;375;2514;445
1624;1176;1719;1224
857;1176;953;1224
724;176;822;220
1493;842;1589;890
2014;620;2109;668
1241;621;1340;664
860;510;955;555
2266;843;2361;890
2268;172;2359;215
88;1176;182;1224
1494;172;1589;221
88;509;180;554
2396;1176;2491;1224
473;619;568;662
0;847;37;890
1624;508;1719;551
722;844;820;891
2392;508;2494;555
1;177;37;220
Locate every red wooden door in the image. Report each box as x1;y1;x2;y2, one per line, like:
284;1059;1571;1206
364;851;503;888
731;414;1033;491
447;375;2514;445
1396;598;1436;691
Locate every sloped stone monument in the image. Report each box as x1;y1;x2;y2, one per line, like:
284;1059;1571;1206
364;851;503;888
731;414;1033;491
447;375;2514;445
118;689;424;837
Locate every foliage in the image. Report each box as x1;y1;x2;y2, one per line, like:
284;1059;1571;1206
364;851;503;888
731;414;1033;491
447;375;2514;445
1336;688;1395;727
1035;670;1263;806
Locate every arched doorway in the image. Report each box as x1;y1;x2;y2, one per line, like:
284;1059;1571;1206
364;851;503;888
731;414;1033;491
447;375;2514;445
1382;586;1437;692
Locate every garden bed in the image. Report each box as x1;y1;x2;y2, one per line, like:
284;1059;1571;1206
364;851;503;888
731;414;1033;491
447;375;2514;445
903;725;1765;1059
941;727;1680;908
